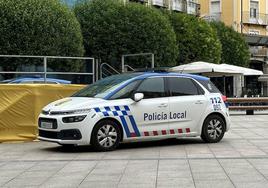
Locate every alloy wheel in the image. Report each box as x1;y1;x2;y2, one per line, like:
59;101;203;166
207;119;223;140
97;124;118;148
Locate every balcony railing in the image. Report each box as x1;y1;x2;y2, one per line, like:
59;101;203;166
152;0;164;7
187;1;200;16
250;47;268;57
130;0;200;15
172;0;187;12
204;13;221;22
242;11;268;26
129;0;148;4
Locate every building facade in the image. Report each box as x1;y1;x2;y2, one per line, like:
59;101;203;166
128;0;200;15
62;0;200;15
200;0;268;35
199;0;268;96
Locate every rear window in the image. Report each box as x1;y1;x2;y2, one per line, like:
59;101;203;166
198;80;221;93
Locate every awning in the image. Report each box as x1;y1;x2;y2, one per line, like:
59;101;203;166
220;64;263;76
169;61;242;75
169;61;263;76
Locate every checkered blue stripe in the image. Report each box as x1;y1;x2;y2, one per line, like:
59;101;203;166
93;105;140;138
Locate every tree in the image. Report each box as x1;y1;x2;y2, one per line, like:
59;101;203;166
166;12;222;65
74;0;178;68
210;21;250;67
0;0;84;72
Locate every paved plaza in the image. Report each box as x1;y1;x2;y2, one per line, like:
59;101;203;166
1;114;268;187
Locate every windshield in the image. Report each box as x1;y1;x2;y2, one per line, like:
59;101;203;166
73;73;141;98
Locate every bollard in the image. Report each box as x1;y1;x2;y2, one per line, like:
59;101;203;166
246;109;254;115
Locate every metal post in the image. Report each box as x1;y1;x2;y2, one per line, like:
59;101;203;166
122;56;125;73
95;59;99;81
223;76;226;96
43;57;47;83
92;58;95;83
241;0;243;34
151;54;155;68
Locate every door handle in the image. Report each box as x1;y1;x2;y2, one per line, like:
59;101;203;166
195;100;203;104
158;103;168;108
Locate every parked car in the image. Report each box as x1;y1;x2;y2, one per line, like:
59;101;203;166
0;77;71;84
38;71;230;151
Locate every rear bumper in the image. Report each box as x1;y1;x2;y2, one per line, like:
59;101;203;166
225;112;231;132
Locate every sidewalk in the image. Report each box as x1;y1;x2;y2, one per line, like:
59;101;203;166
0;115;268;187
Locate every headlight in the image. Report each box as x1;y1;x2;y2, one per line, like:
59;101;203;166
49;109;91;115
62;115;87;123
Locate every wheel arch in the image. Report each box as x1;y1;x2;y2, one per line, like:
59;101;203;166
92;117;124;142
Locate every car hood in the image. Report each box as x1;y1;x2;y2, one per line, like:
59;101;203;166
43;97;106;112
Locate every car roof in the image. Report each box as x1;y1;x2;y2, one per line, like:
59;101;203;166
9;77;71;84
131;72;209;81
103;72;209;100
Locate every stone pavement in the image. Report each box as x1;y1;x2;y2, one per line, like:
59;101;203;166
1;114;268;188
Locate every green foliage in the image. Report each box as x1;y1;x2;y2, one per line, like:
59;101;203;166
74;0;178;68
210;21;250;67
166;12;222;65
0;0;84;71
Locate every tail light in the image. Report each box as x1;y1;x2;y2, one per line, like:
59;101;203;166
221;95;228;108
221;95;227;102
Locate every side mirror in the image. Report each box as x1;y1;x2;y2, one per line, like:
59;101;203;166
133;93;144;102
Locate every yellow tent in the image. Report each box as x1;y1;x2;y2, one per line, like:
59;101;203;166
0;84;85;142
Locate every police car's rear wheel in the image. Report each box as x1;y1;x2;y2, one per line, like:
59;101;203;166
201;115;225;143
91;120;121;151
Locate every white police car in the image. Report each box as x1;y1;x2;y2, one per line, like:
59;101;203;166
38;72;230;151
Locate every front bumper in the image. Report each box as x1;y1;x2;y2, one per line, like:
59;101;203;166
39;129;82;140
38;113;95;145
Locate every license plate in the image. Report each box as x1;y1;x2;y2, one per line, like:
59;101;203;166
40;121;53;129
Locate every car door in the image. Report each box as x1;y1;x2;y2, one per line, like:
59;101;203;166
108;77;169;138
167;77;208;135
131;77;169;136
128;76;170;137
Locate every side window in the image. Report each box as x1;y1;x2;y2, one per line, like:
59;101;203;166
198;80;220;93
168;77;200;96
110;80;140;100
136;77;166;99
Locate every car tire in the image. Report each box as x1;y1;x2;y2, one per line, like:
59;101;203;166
201;114;225;143
91;120;121;151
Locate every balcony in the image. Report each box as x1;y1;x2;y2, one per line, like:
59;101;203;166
204;13;221;22
187;1;200;16
250;47;268;57
242;11;268;26
172;0;187;12
152;0;164;7
129;0;148;4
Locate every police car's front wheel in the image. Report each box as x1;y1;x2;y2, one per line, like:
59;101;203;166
91;120;121;151
201;115;225;143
